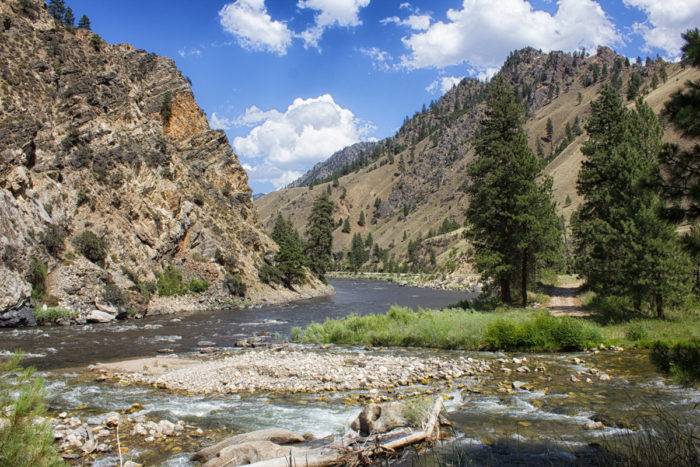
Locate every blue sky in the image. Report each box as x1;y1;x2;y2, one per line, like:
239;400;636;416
66;0;700;193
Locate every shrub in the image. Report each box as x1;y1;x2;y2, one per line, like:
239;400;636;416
27;258;48;302
224;273;246;297
0;354;64;466
156;265;187;297
90;33;102;51
103;282;126;306
625;322;649;342
258;262;283;285
33;306;76;324
650;340;700;385
188;277;209;294
73;230;107;263
160;91;173;123
40;224;66;257
484;314;601;351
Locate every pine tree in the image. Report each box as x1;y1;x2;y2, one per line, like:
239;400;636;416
572;86;692;315
349;233;367;272
47;0;66;22
78;14;91;30
271;214;307;288
577;92;583;105
358;210;366;226
627;71;643;100
546;118;554;142
305;192;334;281
660;28;700;221
341;217;351;233
465;77;563;305
63;6;74;27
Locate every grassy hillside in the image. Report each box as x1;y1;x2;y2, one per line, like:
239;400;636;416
256;49;699;271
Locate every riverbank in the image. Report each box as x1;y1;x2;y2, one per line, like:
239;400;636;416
328;271;481;292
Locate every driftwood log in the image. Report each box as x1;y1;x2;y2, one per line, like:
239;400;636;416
195;397;443;467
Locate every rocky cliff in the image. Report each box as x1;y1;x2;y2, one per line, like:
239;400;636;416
0;0;328;326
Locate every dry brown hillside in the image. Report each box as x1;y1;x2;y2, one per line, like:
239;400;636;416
256;47;698;271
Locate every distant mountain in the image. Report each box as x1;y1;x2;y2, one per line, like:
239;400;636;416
256;46;696;272
288;141;379;188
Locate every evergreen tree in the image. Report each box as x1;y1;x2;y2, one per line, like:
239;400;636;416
341;216;351;233
627;71;643;100
271;214;306;288
305;193;335;281
78;14;91;30
365;232;373;249
577;92;583;105
349;233;367;272
572;86;692;315
63;6;74;27
47;0;66;22
660;28;700;221
358;210;366;226
465;77;563;305
545;117;554;142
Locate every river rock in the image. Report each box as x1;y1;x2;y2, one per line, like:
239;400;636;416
192;428;305;462
350;401;409;436
0;304;36;327
86;310;115;323
203;440;307;467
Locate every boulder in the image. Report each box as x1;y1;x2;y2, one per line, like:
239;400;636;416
0;304;36;327
85;310;115;323
0;267;32;324
349;402;409;436
203;440;307;467
192;428;305;462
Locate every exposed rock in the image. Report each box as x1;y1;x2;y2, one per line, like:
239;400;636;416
350;402;409;436
193;428;305;462
203;440;307;467
0;304;36;327
85;310;115;323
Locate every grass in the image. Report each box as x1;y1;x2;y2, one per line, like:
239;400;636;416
291;306;602;352
33;306;77;325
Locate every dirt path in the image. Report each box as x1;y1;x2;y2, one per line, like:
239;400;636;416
545;277;591;317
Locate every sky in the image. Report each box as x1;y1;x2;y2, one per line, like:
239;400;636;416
66;0;700;194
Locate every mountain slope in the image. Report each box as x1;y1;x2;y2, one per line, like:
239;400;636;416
256;47;698;271
0;0;327;325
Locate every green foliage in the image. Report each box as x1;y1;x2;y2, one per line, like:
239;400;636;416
63;6;74;27
188;278;209;294
357;210;366;226
40;224;66;258
160;91;173;124
650;339;700;385
103;282;126;306
33;306;76;325
77;15;90;30
305;192;335;280
89;34;102;51
156;265;187;297
572;87;693;317
258;262;284;286
293;306;602;352
271;215;307;288
465;76;563;305
625;321;649;341
27;258;48;302
223;273;246;297
349;233;368;272
626;71;643;100
72;230;107;264
47;0;66;22
341;216;351;233
0;354;64;467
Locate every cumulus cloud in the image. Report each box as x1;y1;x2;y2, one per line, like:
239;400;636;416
298;0;371;48
400;0;620;70
178;47;202;58
233;95;371;188
381;14;431;31
219;0;293;55
209;112;234;130
234;105;283;126
426;75;464;94
623;0;700;60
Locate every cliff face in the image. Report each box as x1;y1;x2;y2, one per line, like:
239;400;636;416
0;0;316;324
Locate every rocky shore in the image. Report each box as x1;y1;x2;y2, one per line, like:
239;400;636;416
92;346;492;395
328;271;481;293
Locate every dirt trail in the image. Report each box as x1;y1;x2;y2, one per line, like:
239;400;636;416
545;277;591;317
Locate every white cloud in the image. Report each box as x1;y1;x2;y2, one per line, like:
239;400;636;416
400;0;620;69
234;105;283;127
623;0;700;60
359;47;395;71
209;112;234;130
178;47;202;58
233;94;371;172
297;0;371;48
381;14;431;31
399;2;412;10
426;75;463;94
219;0;293;55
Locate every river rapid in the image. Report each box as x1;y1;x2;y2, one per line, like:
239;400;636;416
1;279;697;466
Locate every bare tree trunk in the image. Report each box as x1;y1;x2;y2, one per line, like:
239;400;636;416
500;279;512;304
655;293;664;320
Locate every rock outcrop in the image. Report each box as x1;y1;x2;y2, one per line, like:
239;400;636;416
0;0;326;324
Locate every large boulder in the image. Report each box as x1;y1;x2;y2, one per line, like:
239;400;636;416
203;440;307;467
0;304;36;327
350;401;410;436
192;428;305;462
85;310;115;323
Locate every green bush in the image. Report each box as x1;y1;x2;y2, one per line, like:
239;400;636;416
160;91;173;123
188;278;209;294
625;321;649;341
33;306;76;325
40;224;66;257
103;282;126;306
27;258;48;301
72;230;107;264
484;314;601;351
650;340;700;385
224;273;246;297
156;265;187;297
0;354;64;466
258;262;284;285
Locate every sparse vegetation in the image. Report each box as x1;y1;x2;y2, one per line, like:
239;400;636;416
72;230;107;264
160;91;173;124
27;258;48;302
223;272;246;297
33;306;76;324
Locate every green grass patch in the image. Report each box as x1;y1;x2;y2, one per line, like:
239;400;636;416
650;340;700;386
291;306;602;352
156;265;209;296
33;306;77;325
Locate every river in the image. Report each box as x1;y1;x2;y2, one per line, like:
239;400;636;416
1;279;697;466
